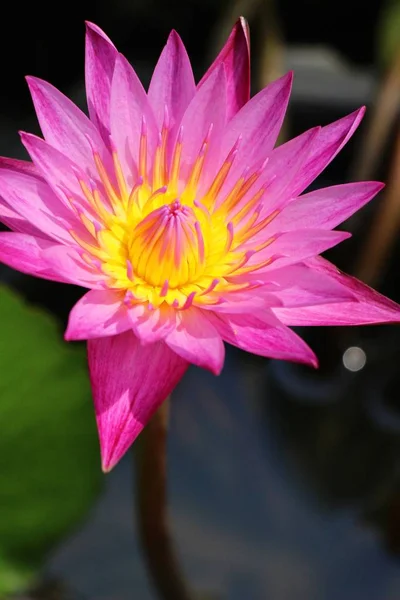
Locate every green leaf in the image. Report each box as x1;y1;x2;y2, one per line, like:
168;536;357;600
0;285;103;597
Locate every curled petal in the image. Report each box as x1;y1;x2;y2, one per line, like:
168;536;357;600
88;332;188;471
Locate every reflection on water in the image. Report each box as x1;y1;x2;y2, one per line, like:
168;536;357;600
47;333;400;600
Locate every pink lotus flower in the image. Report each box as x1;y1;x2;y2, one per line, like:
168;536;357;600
0;19;399;471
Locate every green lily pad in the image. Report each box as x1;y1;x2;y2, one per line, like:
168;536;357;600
0;285;102;597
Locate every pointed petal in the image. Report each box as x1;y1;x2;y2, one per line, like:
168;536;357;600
265;263;356;307
0;166;77;243
0;232;67;281
252;109;365;220
110;53;158;183
21;132;91;204
165;308;225;375
85;21;118;141
209;310;318;366
42;245;103;288
245;229;351;272
0;156;40;177
290;108;365;196
148;30;195;134
0;199;46;236
199;17;250;120
178;64;227;191
0;157;46;235
273;257;400;325
65;289;132;340
242;126;320;214
268;181;385;233
26;76;109;170
88;332;188;471
220;71;292;173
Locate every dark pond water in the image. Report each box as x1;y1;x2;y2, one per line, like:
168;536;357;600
45;336;400;600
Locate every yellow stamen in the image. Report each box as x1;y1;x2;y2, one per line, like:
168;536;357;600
70;133;278;308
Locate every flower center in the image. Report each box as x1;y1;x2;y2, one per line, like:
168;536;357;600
70;119;280;309
129;199;205;288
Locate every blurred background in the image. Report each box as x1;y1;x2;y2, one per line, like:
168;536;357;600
1;0;400;598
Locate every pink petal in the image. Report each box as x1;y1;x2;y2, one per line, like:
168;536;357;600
148;30;195;135
0;200;46;237
200;296;272;314
218;72;292;188
265;263;356;307
128;304;176;344
273;256;400;325
268;181;385;233
0;156;40;178
209;310;318;366
165;308;225;375
251;109;365;220
0;167;77;243
85;21;118;142
21;132;91;205
290;108;365;197
26;76;109;171
110;53;158;183
88;332;188;471
65;289;132;341
0;158;46;235
243;126;320;213
0;232;67;281
41;244;103;288
244;229;351;271
178;64;227;192
199;17;250;121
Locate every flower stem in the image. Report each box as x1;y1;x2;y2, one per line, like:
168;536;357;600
134;400;193;600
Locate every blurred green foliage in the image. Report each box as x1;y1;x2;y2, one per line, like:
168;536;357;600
378;0;400;65
0;286;103;597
